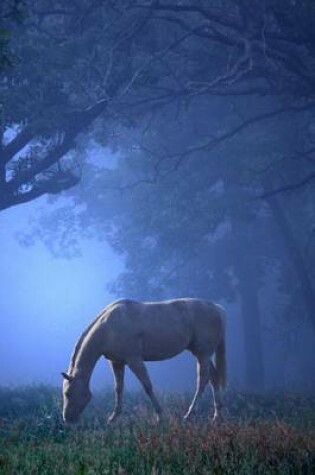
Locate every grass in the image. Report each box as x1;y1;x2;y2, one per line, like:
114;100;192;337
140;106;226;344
0;386;314;474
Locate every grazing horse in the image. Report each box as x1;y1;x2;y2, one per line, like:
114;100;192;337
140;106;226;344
61;298;226;424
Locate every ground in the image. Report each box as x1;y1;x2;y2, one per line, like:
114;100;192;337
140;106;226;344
0;386;314;474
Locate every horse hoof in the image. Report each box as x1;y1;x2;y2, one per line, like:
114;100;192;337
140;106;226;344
107;413;119;424
212;415;223;425
155;413;164;424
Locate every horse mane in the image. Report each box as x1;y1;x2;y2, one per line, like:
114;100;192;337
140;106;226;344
68;310;104;373
68;300;134;373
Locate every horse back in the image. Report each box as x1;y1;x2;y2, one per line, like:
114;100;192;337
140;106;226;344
101;298;224;361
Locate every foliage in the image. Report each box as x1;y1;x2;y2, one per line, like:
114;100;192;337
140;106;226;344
0;0;159;209
23;98;315;388
0;386;314;474
3;0;315;394
0;0;26;70
1;0;315;210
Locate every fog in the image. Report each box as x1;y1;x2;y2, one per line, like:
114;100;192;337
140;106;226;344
0;201;118;387
1;175;314;394
1;1;315;397
0;199;244;391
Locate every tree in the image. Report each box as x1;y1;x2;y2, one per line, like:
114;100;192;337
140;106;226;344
0;0;26;70
5;1;315;388
30;98;306;389
2;0;315;212
0;0;164;210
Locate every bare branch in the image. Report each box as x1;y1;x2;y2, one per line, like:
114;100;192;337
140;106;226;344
135;2;242;32
155;102;315;167
103;101;315;194
119;20;202;98
259;172;315;199
243;144;315;178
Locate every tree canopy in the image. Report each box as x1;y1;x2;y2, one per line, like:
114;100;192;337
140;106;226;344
1;0;315;211
2;1;315;388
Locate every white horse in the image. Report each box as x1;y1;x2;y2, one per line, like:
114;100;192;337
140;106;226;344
61;298;226;424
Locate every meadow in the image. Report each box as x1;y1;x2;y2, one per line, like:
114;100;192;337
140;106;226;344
0;386;314;474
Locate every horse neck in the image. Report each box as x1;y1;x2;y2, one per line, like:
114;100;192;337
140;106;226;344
71;327;102;383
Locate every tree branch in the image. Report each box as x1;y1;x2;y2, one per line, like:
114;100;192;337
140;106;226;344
135;2;242;32
2;126;35;164
156;102;315;167
104;102;315;193
259;172;315;199
0;99;108;211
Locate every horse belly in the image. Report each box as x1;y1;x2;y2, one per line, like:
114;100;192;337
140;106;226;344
141;327;191;361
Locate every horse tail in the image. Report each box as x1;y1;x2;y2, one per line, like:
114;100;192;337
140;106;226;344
214;305;227;389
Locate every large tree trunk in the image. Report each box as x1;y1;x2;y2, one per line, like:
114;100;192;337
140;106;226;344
233;255;265;390
240;279;264;391
266;195;315;337
230;219;265;390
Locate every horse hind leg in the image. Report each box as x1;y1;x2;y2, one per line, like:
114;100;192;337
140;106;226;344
209;361;224;424
184;354;210;420
108;360;125;423
127;358;163;422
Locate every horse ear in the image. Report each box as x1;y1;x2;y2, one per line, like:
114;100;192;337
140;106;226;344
61;372;73;381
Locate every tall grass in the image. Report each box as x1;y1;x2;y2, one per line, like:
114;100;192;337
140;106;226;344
0;386;314;474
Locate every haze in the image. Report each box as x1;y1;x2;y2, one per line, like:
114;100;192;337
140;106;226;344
1;1;314;396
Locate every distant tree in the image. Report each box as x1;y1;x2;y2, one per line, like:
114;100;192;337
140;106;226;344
30;99;302;389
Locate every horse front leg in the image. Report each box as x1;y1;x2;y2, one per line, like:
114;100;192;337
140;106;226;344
184;354;210;421
127;358;163;422
108;360;125;423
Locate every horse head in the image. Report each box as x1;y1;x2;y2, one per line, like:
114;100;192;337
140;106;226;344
61;372;92;423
